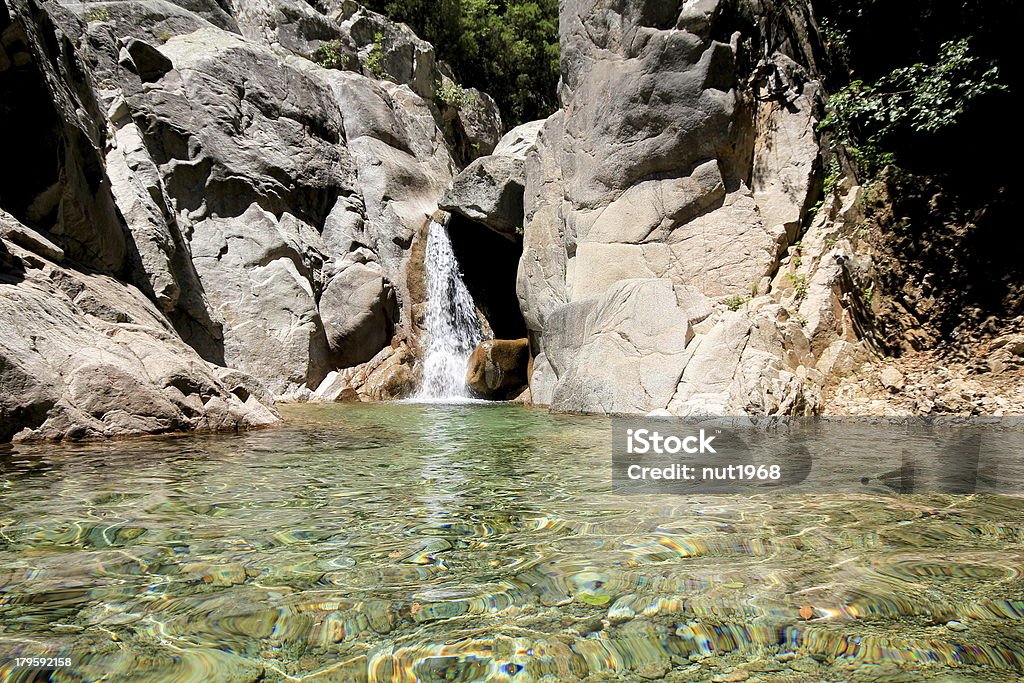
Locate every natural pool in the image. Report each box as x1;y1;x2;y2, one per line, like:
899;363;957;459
0;403;1022;682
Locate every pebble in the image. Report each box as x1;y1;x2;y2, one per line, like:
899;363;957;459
636;661;671;680
787;657;822;673
740;658;785;673
945;620;969;632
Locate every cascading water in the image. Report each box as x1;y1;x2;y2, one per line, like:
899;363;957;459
415;216;484;400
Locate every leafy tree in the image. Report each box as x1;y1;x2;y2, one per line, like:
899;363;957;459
362;0;560;126
814;0;1016;177
820;38;1006;176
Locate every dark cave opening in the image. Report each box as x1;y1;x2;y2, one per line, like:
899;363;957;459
446;213;527;341
0;6;64;231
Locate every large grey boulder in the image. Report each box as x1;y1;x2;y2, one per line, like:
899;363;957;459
335;1;436;99
319;67;457;331
543;280;697;415
440;156;524;241
0;224;278;442
520;0;831;416
320;260;397;367
440;120;543;240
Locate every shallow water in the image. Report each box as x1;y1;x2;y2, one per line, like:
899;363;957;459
0;403;1022;683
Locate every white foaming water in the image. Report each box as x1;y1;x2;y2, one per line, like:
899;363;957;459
415;218;484;400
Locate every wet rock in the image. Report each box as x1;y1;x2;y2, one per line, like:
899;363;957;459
786;656;822;673
636;660;671;680
466;338;530;400
711;671;749;683
181;562;249;586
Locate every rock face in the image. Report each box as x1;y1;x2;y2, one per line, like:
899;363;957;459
314;337;417;402
440;121;542;241
506;0;848;416
466;338;530;400
0;221;279;442
0;0;500;440
0;0;279;441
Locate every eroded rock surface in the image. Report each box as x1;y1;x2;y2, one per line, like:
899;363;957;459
0;0;499;439
0;213;279;442
440;121;542;241
511;0;841;416
466;337;529;400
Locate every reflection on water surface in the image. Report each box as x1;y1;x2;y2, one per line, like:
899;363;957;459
0;403;1022;682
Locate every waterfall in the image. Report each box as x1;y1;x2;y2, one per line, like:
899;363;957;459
415;217;484;400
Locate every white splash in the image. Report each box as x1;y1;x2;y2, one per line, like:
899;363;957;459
415;217;483;400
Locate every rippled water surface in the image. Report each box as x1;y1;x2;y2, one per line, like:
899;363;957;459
1;403;1023;682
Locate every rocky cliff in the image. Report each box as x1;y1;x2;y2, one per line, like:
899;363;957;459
0;0;499;440
442;0;852;415
3;0;1019;441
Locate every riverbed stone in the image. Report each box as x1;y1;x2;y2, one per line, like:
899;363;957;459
466;338;530;399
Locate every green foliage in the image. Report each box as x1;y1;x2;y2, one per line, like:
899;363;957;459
724;295;750;312
313;39;350;70
85;7;111;22
861;282;875;305
822;154;841;197
436;79;475;109
362;0;559;126
819;18;850;67
363;32;387;79
787;273;809;300
820;38;1006;178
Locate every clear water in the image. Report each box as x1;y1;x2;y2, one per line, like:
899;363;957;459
415;219;483;401
1;403;1022;682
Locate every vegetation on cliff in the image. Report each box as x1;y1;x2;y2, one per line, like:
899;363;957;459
814;0;1021;341
361;0;559;126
